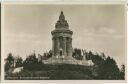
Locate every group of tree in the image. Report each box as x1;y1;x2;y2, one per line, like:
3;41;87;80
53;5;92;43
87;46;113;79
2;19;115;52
5;53;23;73
72;48;125;79
4;48;125;80
5;50;52;72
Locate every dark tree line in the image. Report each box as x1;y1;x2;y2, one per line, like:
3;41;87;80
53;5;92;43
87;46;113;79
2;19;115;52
5;49;125;80
5;50;52;72
72;48;125;79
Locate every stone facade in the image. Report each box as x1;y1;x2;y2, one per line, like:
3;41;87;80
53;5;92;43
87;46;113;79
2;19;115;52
43;11;93;66
51;11;73;58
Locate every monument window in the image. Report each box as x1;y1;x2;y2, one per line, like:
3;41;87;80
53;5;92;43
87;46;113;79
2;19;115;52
60;50;62;56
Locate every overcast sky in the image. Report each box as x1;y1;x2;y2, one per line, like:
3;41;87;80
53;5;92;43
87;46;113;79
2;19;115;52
3;4;125;67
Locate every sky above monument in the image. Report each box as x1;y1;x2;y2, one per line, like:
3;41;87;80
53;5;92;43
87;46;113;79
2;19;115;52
3;4;125;67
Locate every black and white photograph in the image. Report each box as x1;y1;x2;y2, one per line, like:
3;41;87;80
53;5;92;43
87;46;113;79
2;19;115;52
2;3;126;81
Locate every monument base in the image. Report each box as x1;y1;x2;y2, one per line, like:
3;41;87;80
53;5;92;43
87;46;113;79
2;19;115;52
43;55;79;65
43;55;93;66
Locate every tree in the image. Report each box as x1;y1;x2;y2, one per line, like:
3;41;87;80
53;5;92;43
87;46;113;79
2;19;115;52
86;51;93;60
101;52;106;60
5;53;15;72
90;54;104;66
98;56;120;79
72;48;82;60
23;53;39;70
120;64;125;79
15;56;23;68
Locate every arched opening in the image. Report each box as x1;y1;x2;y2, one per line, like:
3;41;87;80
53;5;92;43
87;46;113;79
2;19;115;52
59;48;63;56
60;50;62;56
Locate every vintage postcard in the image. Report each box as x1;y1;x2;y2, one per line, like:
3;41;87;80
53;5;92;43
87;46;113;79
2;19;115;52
1;1;127;84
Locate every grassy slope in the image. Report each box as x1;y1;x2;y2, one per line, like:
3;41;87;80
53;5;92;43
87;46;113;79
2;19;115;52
6;64;94;80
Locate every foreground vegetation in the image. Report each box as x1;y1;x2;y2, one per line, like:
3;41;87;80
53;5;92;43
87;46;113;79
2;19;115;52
5;48;125;80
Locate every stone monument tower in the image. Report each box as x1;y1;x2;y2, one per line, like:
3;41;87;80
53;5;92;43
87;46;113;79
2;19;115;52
43;11;92;65
44;11;78;64
51;11;73;58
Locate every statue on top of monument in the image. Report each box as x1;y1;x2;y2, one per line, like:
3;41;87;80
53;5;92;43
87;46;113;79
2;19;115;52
59;11;65;20
55;11;69;29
